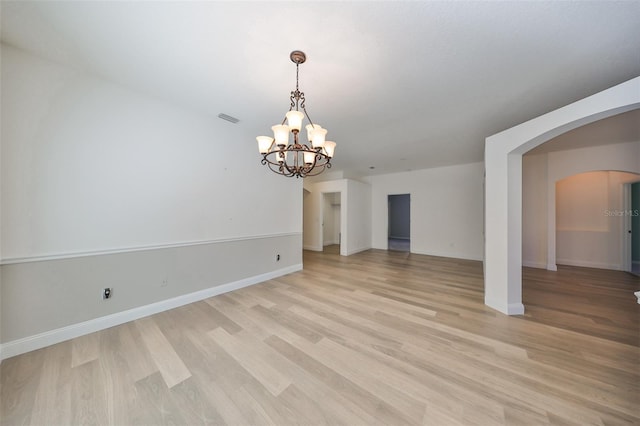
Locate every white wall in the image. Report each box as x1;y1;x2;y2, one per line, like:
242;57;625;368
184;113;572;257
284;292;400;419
346;179;371;255
557;171;639;269
333;196;341;245
303;179;371;256
523;142;640;270
1;45;301;258
369;162;484;261
0;45;302;357
322;193;340;246
522;154;548;268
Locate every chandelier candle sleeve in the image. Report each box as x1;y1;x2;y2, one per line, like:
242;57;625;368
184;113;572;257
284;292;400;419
303;151;316;165
257;50;337;178
306;124;320;142
311;127;327;149
324;141;336;158
257;136;273;154
286;111;304;132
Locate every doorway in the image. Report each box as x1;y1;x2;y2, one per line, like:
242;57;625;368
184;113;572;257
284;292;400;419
630;182;640;274
322;192;341;252
388;194;410;252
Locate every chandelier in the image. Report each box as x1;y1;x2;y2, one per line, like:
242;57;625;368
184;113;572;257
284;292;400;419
257;51;336;178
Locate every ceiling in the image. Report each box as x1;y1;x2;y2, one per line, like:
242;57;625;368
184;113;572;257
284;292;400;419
2;1;639;176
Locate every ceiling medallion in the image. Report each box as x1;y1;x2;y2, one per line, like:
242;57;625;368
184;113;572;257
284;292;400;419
256;51;336;178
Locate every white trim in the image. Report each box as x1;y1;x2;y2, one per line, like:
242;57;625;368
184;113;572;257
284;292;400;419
507;303;525;315
0;263;302;360
303;245;323;252
1;232;301;265
411;248;483;262
546;263;558;272
522;260;547;269
556;258;622;271
485;296;525;315
344;246;371;256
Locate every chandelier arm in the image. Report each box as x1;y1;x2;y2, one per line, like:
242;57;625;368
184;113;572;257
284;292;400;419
281;150;296;176
262;147;332;178
300;101;316;127
303;162;327;177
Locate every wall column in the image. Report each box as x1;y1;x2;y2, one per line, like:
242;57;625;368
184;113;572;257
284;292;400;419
484;77;640;315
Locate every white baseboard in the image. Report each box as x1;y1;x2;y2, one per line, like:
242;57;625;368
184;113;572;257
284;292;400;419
522;260;547;269
303;245;323;251
556;258;622;271
485;296;525;316
344;246;371;256
411;248;483;262
0;264;302;361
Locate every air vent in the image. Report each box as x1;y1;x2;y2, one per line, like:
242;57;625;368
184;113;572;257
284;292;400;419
218;113;239;124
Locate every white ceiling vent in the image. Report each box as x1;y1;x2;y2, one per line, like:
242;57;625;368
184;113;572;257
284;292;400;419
217;113;239;124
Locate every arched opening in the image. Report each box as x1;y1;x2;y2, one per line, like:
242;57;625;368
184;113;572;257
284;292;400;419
521;169;640;271
484;77;640;315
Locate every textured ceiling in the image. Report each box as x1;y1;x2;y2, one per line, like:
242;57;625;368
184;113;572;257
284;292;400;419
2;1;639;176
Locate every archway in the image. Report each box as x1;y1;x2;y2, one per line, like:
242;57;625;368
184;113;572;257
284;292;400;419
484;77;640;315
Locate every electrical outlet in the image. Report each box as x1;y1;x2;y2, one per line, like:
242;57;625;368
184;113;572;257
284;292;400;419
276;254;281;261
102;288;112;299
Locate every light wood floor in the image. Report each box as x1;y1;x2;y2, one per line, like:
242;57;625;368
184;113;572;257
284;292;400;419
2;246;639;425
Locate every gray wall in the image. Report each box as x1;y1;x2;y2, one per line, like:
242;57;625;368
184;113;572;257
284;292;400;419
1;235;301;344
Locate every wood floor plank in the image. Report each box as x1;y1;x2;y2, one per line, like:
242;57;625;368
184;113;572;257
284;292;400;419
2;246;639;425
175;330;253;425
97;325;141;425
264;335;402;425
28;343;72;426
69;360;109;426
0;347;45;426
134;316;191;389
70;332;100;368
208;328;291;397
133;371;188;425
115;322;158;383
